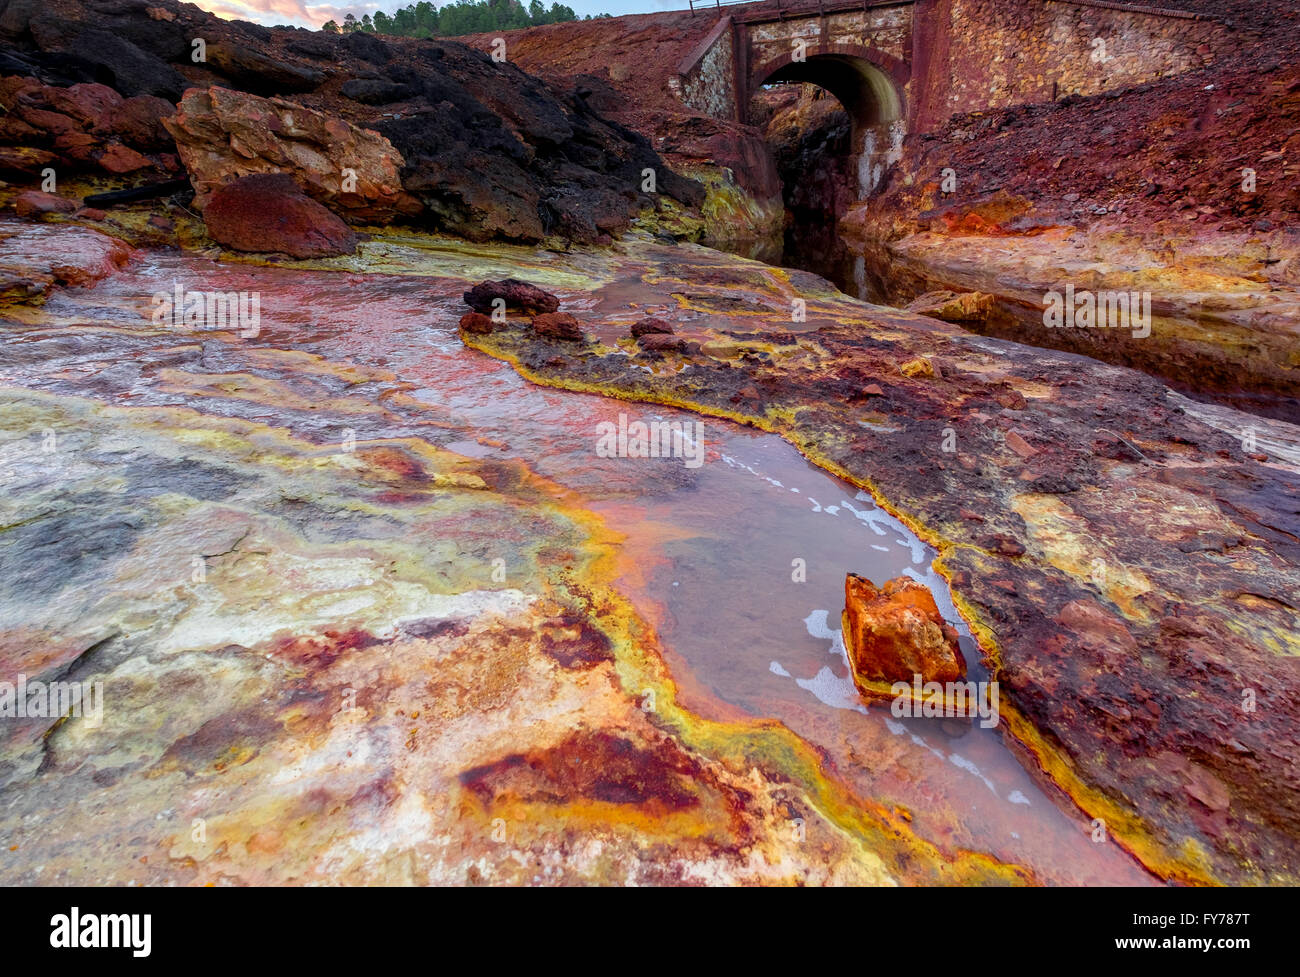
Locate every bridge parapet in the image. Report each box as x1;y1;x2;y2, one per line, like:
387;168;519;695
674;0;1232;135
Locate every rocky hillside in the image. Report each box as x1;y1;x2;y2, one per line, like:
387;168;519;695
0;0;703;245
458;13;783;247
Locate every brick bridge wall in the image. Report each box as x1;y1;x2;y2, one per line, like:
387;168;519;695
676;0;1234;137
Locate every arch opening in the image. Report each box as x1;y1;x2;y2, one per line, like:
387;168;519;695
750;52;905;199
748;53;905;302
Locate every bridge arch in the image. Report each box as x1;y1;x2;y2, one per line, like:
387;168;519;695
747;43;907;196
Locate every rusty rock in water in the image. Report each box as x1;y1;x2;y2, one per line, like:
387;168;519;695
459;312;494;335
631;316;674;337
637;332;690;354
531;312;584;341
842;574;965;691
463;279;560;316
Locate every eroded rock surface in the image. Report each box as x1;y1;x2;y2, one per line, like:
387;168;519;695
0;220;135;300
163;86;417;224
459;238;1300;885
0;224;1036;887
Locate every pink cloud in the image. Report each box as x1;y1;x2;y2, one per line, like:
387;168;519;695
193;1;380;30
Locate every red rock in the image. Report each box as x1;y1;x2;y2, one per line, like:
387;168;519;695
459;312;494;335
464;279;560;315
204;173;359;259
863;383;885;396
531;312;584;341
97;143;153;174
76;208;107;221
49;83;123;127
637;332;688;353
0;146;58;176
14;191;78;219
841;574;965;690
99;95;176;150
1004;430;1038;458
631;316;674;338
15;107;80;136
147;215;175;232
994;388;1027;410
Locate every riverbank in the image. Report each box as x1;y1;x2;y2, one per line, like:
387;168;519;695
449;229;1300;886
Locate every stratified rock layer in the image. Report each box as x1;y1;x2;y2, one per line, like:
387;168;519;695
163;86;417;224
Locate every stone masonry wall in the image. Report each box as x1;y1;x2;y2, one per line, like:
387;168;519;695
746;6;912;75
923;0;1228;125
678;18;738;121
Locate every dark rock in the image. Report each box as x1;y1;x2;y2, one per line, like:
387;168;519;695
340;79;416;105
205;42;325;95
631;316;674;338
68;30;184;99
341;29;390;64
463;279;559;316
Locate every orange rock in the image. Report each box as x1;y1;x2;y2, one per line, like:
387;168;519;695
459;311;494;335
841;574;965;692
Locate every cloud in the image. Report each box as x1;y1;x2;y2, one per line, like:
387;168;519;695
193;0;669;29
194;2;381;30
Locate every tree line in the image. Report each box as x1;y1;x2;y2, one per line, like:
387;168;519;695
322;0;610;39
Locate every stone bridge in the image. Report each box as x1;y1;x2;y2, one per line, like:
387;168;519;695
671;0;1230;194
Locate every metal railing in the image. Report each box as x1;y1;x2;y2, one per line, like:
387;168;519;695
686;0;765;10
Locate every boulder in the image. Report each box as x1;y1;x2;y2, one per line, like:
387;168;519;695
205;41;325;95
458;312;494;335
841;574;965;691
203;173;358;259
904;290;998;324
14;191;78;219
631;316;674;337
163;86;419;224
98;95;176;150
463;279;559;316
531;312;584;341
637;332;688;353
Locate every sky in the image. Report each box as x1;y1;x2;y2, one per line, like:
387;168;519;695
197;0;684;30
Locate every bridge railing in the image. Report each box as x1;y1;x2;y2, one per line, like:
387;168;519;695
686;0;764;10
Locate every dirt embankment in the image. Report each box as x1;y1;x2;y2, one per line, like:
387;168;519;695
842;16;1300;420
458;13;785;253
